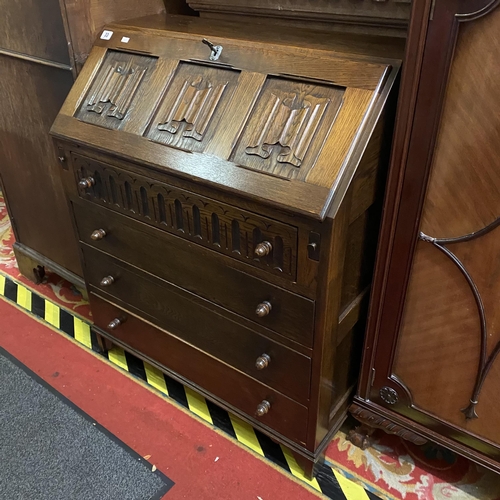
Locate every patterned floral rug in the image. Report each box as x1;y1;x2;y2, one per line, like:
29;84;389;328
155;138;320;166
1;192;499;499
325;425;500;500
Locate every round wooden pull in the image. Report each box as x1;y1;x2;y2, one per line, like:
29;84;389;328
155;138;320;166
79;177;95;189
108;318;122;330
255;354;271;370
255;301;272;318
254;241;273;257
256;400;271;417
91;229;107;241
100;275;115;287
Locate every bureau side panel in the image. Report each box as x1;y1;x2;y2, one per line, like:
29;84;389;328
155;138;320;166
0;57;82;276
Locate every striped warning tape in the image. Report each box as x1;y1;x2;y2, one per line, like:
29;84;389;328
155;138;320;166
0;271;384;500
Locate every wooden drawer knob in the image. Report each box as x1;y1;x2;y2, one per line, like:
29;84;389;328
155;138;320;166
91;229;107;241
254;241;272;257
255;354;271;370
108;318;122;330
256;400;271;417
79;176;95;189
100;275;115;287
255;301;272;317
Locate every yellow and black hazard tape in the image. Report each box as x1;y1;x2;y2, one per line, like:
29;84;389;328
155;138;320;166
0;271;384;500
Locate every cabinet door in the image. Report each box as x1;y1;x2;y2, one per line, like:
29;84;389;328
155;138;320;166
363;0;500;462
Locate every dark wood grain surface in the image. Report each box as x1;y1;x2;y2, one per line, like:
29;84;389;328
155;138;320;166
53;12;400;476
73;200;315;347
0;57;81;274
84;245;312;404
91;292;310;445
0;0;70;64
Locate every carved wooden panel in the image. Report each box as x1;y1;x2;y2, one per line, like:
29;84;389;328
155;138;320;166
76;50;157;130
232;77;344;180
146;62;239;152
72;153;298;279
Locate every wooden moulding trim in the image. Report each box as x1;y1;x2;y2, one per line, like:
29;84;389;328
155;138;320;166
351;398;500;470
58;46;108;117
51;115;331;220
457;0;500;20
0;48;73;71
321;64;398;220
306;87;375;188
355;0;435;399
186;3;411;27
94;26;391;91
350;401;427;445
419;218;500;420
12;242;85;290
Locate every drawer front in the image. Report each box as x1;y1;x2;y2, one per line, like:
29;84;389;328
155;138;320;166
72;152;298;280
74;200;315;346
82;245;311;404
90;293;309;445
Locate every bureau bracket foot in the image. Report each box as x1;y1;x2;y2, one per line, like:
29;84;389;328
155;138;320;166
12;242;85;289
94;331;114;354
13;243;46;284
291;450;320;480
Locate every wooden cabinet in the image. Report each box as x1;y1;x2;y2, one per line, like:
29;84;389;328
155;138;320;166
51;14;401;475
352;0;500;473
0;0;187;286
188;0;412;37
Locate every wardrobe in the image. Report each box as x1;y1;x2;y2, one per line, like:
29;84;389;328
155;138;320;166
352;0;500;473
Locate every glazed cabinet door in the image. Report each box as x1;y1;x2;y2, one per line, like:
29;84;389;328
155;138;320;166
358;0;500;465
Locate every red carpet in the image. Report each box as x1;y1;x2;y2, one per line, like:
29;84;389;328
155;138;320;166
0;296;321;500
2;190;500;499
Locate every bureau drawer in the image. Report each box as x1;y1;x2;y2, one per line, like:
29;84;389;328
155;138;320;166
71;152;298;280
90;292;309;445
74;200;315;347
82;245;311;404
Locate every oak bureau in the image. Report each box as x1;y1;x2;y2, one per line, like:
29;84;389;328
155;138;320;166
51;14;402;475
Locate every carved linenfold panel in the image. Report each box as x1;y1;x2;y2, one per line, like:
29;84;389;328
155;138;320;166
157;77;228;141
147;62;239;153
232;77;344;180
245;93;330;168
86;62;147;119
76;51;156;130
72;153;297;279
